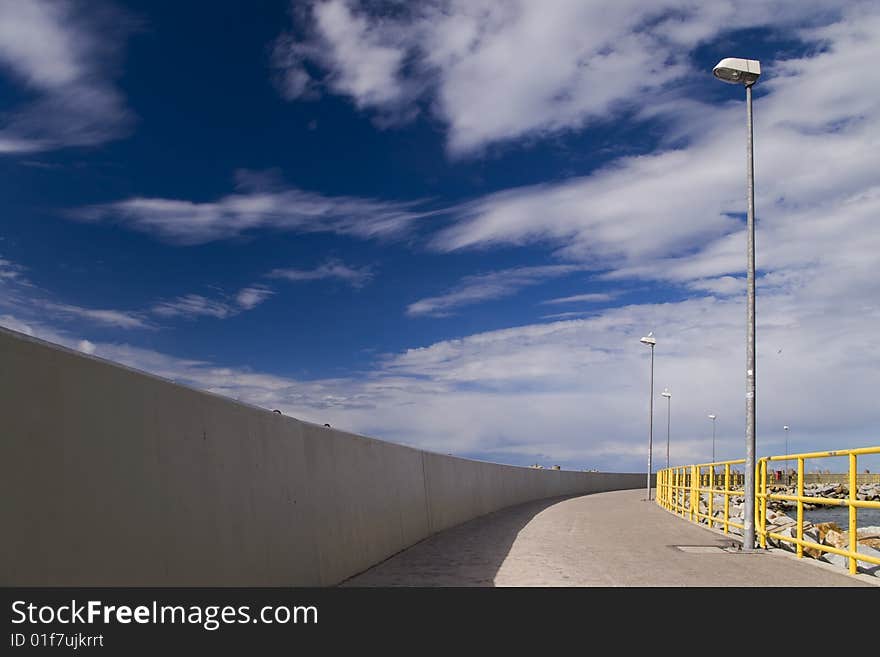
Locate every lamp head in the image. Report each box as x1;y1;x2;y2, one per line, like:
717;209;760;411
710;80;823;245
640;331;656;346
784;425;789;431
713;57;761;86
708;414;716;420
661;388;671;398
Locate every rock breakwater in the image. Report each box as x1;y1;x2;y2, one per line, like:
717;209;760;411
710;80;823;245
675;482;880;578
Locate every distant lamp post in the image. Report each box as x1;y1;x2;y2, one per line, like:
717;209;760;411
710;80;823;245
784;425;790;484
713;56;761;552
661;388;672;470
640;332;657;501
708;414;717;463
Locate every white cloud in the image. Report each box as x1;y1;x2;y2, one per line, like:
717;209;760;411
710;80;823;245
38;301;150;329
1;251;273;326
0;256;28;283
151;295;237;320
539;311;594;321
0;0;133;153
307;0;408;107
76;169;430;245
0;314;39;337
153;284;276;320
541;293;614;305
274;0;852;155
686;276;744;297
268;259;373;288
430;5;880;302
406;264;588;317
235;285;275;310
432;141;742;265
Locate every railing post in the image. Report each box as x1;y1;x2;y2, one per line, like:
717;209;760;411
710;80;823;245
679;467;685;516
756;459;761;548
672;468;677;514
724;463;730;534
663;468;668;508
660;469;664;507
708;465;714;529
797;457;804;559
759;459;767;549
658;469;663;508
691;465;698;522
849;453;857;575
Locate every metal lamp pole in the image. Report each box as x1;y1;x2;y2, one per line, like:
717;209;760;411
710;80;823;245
662;388;671;470
714;57;761;552
640;333;656;501
784;425;790;484
708;414;717;463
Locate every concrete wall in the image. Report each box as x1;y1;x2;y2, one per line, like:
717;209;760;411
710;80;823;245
0;327;647;586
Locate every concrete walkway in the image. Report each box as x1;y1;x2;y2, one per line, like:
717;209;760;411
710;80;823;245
342;488;878;587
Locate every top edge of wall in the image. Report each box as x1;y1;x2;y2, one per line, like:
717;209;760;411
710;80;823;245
0;324;644;476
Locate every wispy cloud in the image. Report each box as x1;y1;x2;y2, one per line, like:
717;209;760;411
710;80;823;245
151;295;237;320
267;259;373;288
0;0;134;153
75;169;430;246
407;265;587;317
39;301;150;329
152;284;276;320
539;311;594;321
235;285;275;310
0;256;29;283
1;252;274;328
541;293;614;305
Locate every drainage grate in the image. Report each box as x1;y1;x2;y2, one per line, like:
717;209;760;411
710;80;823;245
674;545;726;553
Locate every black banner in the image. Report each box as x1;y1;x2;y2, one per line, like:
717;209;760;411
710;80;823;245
2;586;873;653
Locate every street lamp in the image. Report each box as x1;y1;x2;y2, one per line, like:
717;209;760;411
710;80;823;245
713;56;761;552
708;414;717;463
661;388;671;470
640;332;656;501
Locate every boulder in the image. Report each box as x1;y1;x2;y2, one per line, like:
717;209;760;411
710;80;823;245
801;524;823;557
822;529;847;549
821;552;847;568
858;526;880;539
769;515;797;528
816;522;843;542
822;545;880;577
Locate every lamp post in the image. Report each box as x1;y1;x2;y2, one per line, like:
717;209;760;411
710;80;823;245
708;414;717;463
662;388;671;470
640;332;656;501
713;56;761;552
784;425;790;484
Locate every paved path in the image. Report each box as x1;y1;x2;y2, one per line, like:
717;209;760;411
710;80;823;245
343;488;878;587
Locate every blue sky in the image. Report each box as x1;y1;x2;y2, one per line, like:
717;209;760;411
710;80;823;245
2;0;879;473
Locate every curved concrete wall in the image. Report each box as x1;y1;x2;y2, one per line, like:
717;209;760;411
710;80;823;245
0;327;647;586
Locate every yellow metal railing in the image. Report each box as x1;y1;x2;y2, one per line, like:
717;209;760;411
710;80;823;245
656;459;746;535
756;446;880;575
656;445;880;577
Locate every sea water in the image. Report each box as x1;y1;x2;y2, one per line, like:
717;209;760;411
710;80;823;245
800;505;880;529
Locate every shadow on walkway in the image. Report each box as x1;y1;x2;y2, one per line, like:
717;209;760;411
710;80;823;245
340;495;572;587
